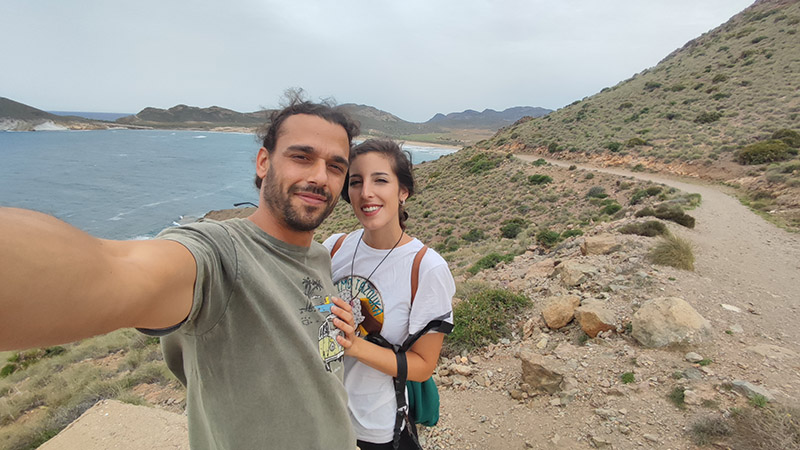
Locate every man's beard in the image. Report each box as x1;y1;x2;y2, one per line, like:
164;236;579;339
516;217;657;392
262;166;337;232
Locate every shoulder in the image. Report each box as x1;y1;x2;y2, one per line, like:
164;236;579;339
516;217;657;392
412;241;449;270
321;232;347;251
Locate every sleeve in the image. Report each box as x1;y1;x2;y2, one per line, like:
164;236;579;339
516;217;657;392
142;220;238;336
408;258;455;335
321;233;346;253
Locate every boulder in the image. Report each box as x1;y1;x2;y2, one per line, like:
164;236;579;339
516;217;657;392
731;381;775;402
525;258;556;279
631;297;712;348
581;234;621;256
575;300;617;337
551;261;598;287
518;350;565;394
541;295;581;329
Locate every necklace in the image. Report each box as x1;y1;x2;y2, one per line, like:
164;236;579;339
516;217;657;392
350;230;405;303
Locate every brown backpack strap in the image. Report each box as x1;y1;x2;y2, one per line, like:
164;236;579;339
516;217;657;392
330;233;347;258
410;246;428;306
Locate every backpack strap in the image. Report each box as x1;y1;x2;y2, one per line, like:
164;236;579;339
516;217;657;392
392;352;409;450
410;246;428;305
329;233;348;258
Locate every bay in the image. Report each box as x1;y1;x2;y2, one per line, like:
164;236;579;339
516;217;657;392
0;130;456;239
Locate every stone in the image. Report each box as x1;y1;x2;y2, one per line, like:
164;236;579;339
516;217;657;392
721;304;742;313
575;300;617;338
541;295;581;329
518;350;565;394
747;344;799;360
581;233;621;256
631;297;712;348
509;389;525;400
450;364;473;377
684;386;716;406
683;368;703;380
685;352;703;363
731;381;775;402
551;261;598;287
536;337;549;349
525;258;556;279
643;434;660;443
729;324;744;334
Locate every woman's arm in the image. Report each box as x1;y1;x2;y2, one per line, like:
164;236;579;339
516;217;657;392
331;297;444;381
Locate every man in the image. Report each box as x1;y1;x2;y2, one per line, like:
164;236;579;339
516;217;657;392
0;99;361;449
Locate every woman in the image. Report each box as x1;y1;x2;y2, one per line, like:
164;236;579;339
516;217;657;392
324;139;455;450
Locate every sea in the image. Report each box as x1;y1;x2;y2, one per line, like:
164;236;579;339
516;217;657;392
0;129;457;240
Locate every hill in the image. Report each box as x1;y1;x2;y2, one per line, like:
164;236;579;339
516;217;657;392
426;106;551;129
483;0;800;229
115;104;266;130
0;97;106;131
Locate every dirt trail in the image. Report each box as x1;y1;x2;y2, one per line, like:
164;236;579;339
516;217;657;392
516;155;800;341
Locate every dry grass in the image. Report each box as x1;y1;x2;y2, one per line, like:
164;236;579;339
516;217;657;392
649;233;695;270
691;404;800;449
0;330;178;450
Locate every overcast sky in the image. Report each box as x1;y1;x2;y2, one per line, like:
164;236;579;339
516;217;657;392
3;0;754;122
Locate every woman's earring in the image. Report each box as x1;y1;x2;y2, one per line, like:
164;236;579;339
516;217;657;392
400;198;406;206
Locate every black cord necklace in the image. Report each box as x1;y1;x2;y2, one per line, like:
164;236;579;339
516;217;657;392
350;230;405;300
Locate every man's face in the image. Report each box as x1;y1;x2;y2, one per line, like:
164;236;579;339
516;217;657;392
257;114;350;232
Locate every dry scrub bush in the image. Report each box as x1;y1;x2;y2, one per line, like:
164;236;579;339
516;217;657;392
691;405;800;450
649;234;695;270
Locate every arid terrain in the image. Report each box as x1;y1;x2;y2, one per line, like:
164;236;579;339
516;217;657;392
34;158;800;450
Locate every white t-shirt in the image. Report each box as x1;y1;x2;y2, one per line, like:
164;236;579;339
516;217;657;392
323;229;455;444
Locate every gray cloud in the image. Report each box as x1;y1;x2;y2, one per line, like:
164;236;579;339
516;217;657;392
2;0;754;122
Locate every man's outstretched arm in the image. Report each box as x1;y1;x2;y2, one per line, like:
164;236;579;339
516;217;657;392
0;207;196;351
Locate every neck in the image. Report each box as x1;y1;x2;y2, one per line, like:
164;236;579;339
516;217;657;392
362;225;405;249
247;207;313;247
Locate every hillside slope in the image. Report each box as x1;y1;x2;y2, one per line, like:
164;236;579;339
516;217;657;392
485;0;800;228
0;97;104;131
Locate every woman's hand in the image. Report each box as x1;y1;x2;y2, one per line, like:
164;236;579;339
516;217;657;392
331;296;359;355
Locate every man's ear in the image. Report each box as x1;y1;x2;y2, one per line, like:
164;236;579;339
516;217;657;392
256;147;270;179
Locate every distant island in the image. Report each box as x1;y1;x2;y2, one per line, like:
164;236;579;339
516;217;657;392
0;97;551;146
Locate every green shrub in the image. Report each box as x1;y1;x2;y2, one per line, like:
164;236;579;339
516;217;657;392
630;187;661;205
625;137;648;147
535;229;561;247
668;386;687;409
531;158;548;166
601;203;622;215
695;111;722;124
650;234;695;270
736;140;791;164
772;129;800;147
654;204;696;228
1;363;16;378
605;142;623;152
467;253;515;275
463;153;500;174
619;102;633;109
712;73;729;83
586;186;608;198
619;220;668;237
632;164;645;172
621;372;635;384
585;173;595;180
446;289;532;353
644;81;662;91
500;218;527;238
561;229;584;239
528;174;553;185
462;228;486;243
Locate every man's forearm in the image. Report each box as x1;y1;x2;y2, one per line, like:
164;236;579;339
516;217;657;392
0;207;195;351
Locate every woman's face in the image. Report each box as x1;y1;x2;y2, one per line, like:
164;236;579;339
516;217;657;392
347;152;408;234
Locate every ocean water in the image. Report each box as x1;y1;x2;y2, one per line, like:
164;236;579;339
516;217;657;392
48;111;133;121
0;130;456;239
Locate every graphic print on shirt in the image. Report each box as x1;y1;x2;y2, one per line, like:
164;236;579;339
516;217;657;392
299;277;345;372
333;275;384;336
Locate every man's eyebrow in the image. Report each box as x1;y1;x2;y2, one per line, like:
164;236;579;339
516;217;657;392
286;145;349;169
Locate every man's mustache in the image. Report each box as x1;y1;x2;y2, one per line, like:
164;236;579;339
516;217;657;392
289;184;332;202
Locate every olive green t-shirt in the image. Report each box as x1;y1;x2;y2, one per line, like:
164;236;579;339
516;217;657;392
153;218;355;450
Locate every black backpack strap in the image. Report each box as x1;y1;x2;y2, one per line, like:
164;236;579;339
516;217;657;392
393;351;409;450
399;313;454;353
